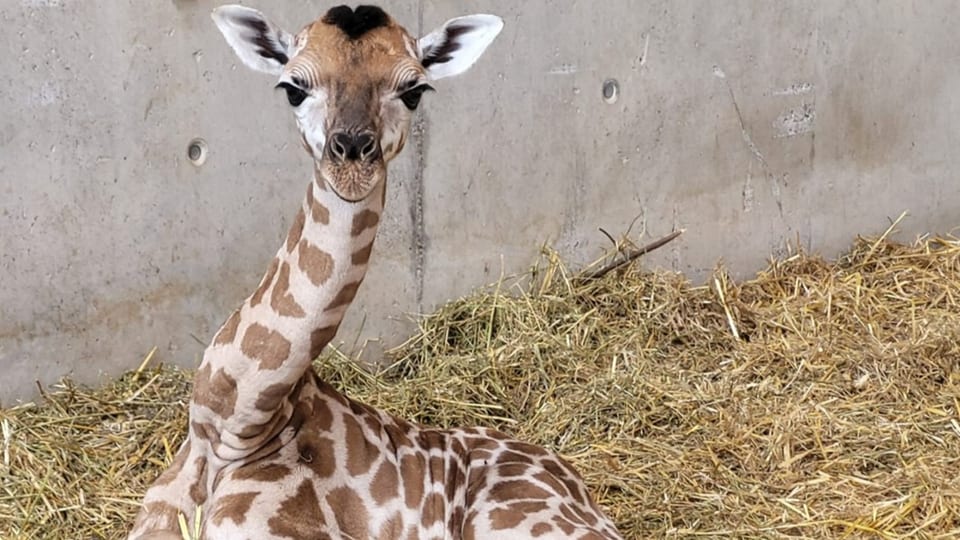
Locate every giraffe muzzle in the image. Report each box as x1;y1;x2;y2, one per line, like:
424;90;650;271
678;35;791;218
318;130;386;202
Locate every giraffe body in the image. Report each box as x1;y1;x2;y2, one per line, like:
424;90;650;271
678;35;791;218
129;5;623;539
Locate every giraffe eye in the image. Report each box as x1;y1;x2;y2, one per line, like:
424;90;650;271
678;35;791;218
277;82;308;107
399;84;433;111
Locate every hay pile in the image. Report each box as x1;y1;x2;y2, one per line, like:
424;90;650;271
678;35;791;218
4;232;960;539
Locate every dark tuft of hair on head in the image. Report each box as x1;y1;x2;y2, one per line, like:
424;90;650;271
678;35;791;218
322;5;389;40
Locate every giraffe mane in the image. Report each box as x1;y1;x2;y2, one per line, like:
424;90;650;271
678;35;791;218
321;5;390;40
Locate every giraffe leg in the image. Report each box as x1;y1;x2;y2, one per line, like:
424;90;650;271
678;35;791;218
128;441;205;540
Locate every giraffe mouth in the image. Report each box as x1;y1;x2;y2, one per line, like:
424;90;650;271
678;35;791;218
317;159;386;202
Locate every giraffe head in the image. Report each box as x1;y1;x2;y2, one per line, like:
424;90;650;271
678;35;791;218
212;4;503;202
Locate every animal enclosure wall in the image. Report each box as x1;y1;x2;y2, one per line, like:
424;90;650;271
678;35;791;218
2;0;959;403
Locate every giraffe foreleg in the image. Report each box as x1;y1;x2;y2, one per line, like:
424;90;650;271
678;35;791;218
128;440;206;540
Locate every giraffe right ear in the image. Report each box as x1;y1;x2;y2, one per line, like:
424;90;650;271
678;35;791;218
418;14;504;80
212;5;293;76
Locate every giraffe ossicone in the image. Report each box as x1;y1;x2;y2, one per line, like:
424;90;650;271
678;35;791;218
129;4;623;539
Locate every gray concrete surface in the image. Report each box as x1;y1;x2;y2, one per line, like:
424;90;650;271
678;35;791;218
2;1;959;404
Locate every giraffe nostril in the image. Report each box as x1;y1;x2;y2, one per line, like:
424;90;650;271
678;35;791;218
357;133;380;160
328;132;351;161
326;131;380;162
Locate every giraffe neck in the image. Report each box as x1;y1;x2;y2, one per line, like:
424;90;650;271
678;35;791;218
189;168;384;460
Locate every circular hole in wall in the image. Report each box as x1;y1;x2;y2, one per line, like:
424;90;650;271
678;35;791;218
187;138;208;166
602;79;620;104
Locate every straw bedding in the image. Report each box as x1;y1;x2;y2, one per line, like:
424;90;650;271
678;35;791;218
3;231;960;539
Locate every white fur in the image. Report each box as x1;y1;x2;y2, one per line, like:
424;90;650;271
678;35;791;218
418;14;504;80
211;5;293;76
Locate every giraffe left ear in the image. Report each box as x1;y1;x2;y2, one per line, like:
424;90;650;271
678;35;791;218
212;5;293;76
418;14;504;80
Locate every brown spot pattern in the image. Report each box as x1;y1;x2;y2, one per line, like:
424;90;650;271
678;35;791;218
210;492;257;527
370;461;399;505
544;459;588;505
384;424;413;450
531;522;554;536
192;365;239;418
490;507;526;530
553;516;577;535
298;239;335;286
240;323;291;370
450;506;465;538
327;486;370;540
298;433;337;478
271;262;307;318
255;382;292;412
497;462;531;477
351;209;380;236
352;241;374;266
191;421;221;447
506;441;551;456
420;492;445;527
309;187;330;223
268;480;327;539
488;480;552;503
499;451;534;464
251;257;280;307
344;414;378;476
307;395;336;433
400;453;426;509
187;456;208;505
213;308;241;345
326;280;361;311
378;513;403;540
309;325;338;359
231;462;292;483
429;456;444;481
533;470;569;496
286;207;306;253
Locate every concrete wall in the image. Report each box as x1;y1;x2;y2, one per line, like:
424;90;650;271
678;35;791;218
3;0;959;404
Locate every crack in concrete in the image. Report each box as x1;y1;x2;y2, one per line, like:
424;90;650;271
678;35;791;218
715;64;785;217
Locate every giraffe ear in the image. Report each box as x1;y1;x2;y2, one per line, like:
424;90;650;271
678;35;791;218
418;14;504;81
212;5;293;76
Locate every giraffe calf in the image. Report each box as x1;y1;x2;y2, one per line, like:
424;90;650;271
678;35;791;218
129;4;624;539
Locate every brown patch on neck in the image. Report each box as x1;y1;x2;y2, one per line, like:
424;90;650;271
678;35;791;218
254;381;293;412
286;207;306;253
213;308;242;345
270;262;307;318
325;280;362;311
351;241;374;266
309;325;339;359
192;364;239;419
251;258;280;307
297;240;335;286
351;209;380;236
240;323;292;370
307;182;331;224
